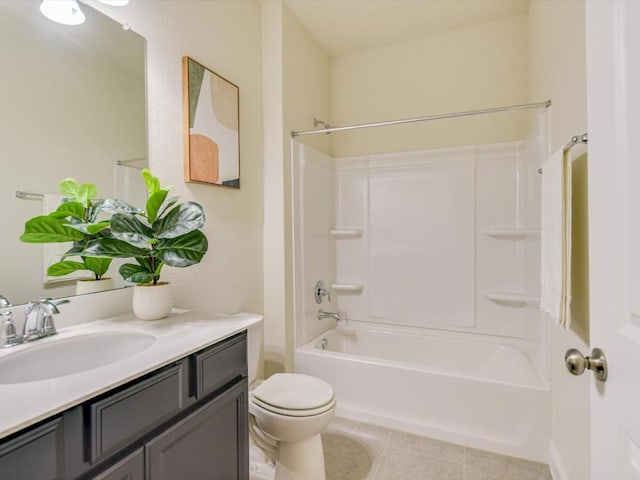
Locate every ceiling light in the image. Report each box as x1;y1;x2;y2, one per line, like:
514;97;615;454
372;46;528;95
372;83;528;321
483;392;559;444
39;0;86;26
98;0;130;5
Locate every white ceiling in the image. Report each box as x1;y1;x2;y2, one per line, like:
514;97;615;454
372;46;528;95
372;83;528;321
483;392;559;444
284;0;531;57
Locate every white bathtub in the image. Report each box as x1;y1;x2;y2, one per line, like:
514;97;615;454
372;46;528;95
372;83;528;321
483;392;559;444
295;326;550;462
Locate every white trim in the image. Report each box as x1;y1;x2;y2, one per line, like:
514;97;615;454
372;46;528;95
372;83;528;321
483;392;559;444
549;441;570;480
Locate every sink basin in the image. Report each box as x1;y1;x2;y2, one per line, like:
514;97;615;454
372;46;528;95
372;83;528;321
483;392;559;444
0;331;156;384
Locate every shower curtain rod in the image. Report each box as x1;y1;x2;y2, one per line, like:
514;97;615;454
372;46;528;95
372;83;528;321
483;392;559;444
291;100;552;137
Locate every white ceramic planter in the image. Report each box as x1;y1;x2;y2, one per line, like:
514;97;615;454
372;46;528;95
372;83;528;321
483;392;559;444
75;278;115;296
132;283;173;320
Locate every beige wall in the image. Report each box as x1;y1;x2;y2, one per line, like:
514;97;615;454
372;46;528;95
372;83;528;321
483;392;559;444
528;1;589;479
283;6;331;156
261;1;331;374
330;14;530;157
90;0;265;314
283;5;331;370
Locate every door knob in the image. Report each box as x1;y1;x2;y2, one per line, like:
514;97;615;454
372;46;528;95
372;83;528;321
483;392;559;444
564;347;608;382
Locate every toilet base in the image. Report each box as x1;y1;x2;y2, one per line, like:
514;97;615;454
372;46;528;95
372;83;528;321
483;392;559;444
275;433;326;480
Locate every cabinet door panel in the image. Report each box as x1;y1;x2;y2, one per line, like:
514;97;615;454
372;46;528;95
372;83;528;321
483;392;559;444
0;417;63;480
146;380;248;480
192;332;247;399
89;363;184;462
93;448;144;480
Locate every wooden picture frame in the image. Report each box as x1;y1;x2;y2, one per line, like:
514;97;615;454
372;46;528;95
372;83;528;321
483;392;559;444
182;56;240;188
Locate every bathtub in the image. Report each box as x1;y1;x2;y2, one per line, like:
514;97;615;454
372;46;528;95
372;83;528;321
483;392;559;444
295;326;550;462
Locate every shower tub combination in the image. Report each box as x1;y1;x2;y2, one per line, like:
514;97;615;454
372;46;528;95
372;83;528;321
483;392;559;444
296;325;549;462
292;106;551;464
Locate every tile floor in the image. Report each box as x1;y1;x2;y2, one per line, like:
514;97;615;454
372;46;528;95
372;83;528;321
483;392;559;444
322;417;552;480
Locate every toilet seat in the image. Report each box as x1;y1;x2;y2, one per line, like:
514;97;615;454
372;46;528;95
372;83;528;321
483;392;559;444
251;396;336;417
251;373;335;417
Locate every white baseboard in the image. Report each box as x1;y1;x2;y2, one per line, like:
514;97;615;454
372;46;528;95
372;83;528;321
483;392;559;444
549;441;570;480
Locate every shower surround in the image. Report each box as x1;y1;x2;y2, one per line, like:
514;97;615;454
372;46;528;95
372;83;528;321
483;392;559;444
292;131;550;462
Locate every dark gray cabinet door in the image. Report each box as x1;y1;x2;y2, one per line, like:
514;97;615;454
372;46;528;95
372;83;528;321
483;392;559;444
92;449;144;480
0;417;64;480
145;380;248;480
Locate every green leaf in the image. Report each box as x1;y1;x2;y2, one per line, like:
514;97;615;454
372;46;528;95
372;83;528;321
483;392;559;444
82;256;112;277
98;198;143;215
119;263;154;284
146;190;168;223
154;202;205;239
86;221;110;235
59;178;80;199
155;196;180;219
76;184;96;207
65;222;105;235
83;238;149;258
142;168;161;197
20;216;86;243
47;261;87;276
156;230;208;267
50;201;85;220
110;213;154;243
59;178;96;207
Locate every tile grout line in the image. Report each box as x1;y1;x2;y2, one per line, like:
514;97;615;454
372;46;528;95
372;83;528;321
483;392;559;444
462;446;467;480
369;430;391;480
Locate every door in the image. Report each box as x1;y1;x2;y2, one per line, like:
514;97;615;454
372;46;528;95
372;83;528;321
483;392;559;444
586;1;640;478
145;381;249;480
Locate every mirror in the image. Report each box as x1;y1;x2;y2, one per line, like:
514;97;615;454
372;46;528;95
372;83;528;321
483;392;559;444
0;2;147;306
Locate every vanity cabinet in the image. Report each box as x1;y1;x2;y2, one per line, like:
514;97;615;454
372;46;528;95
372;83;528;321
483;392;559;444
92;449;144;480
0;417;65;480
0;331;248;480
146;381;247;480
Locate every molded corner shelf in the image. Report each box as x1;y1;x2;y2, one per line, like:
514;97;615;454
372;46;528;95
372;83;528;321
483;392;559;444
484;291;540;308
330;283;363;294
482;227;540;240
330;229;363;239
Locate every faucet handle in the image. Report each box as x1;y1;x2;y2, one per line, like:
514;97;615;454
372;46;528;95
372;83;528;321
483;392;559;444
0;311;19;348
39;298;69;336
315;281;331;304
40;298;70;315
23;301;44;340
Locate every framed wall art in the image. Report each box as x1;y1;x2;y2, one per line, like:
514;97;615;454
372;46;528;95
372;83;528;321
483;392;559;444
182;56;240;188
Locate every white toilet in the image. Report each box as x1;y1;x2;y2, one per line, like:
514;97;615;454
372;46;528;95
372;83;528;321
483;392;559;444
247;321;336;480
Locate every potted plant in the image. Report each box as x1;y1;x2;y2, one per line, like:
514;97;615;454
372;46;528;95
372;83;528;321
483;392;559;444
83;168;208;319
19;178;133;294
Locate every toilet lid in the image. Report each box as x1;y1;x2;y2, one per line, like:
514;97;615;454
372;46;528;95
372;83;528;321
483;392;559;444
252;373;335;411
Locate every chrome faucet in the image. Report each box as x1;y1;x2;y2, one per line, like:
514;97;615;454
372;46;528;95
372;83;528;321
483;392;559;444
22;299;69;342
0;311;19;347
0;295;12;308
318;309;343;322
0;298;69;347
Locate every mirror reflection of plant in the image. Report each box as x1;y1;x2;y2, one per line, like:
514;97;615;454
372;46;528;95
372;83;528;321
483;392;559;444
83;169;208;286
19;179;139;280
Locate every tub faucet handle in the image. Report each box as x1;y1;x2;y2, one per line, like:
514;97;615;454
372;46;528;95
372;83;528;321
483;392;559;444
315;281;331;304
318;309;342;322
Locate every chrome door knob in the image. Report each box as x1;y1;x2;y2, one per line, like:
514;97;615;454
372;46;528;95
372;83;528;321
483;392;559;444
565;347;608;382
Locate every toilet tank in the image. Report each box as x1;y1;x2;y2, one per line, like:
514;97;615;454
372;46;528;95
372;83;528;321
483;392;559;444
247;317;264;385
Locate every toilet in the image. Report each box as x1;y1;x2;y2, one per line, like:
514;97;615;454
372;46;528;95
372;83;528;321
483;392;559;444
247;320;336;480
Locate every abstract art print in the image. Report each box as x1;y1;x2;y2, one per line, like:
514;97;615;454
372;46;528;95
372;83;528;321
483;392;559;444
183;56;240;188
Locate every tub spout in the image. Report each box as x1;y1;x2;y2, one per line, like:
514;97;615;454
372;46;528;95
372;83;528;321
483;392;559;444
318;309;342;322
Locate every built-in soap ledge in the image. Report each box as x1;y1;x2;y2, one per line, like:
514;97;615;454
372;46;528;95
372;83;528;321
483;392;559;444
331;283;363;294
484;291;540;308
482;227;540;240
329;229;363;239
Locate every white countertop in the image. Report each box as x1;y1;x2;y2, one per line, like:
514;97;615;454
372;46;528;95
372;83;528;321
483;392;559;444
0;310;262;440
